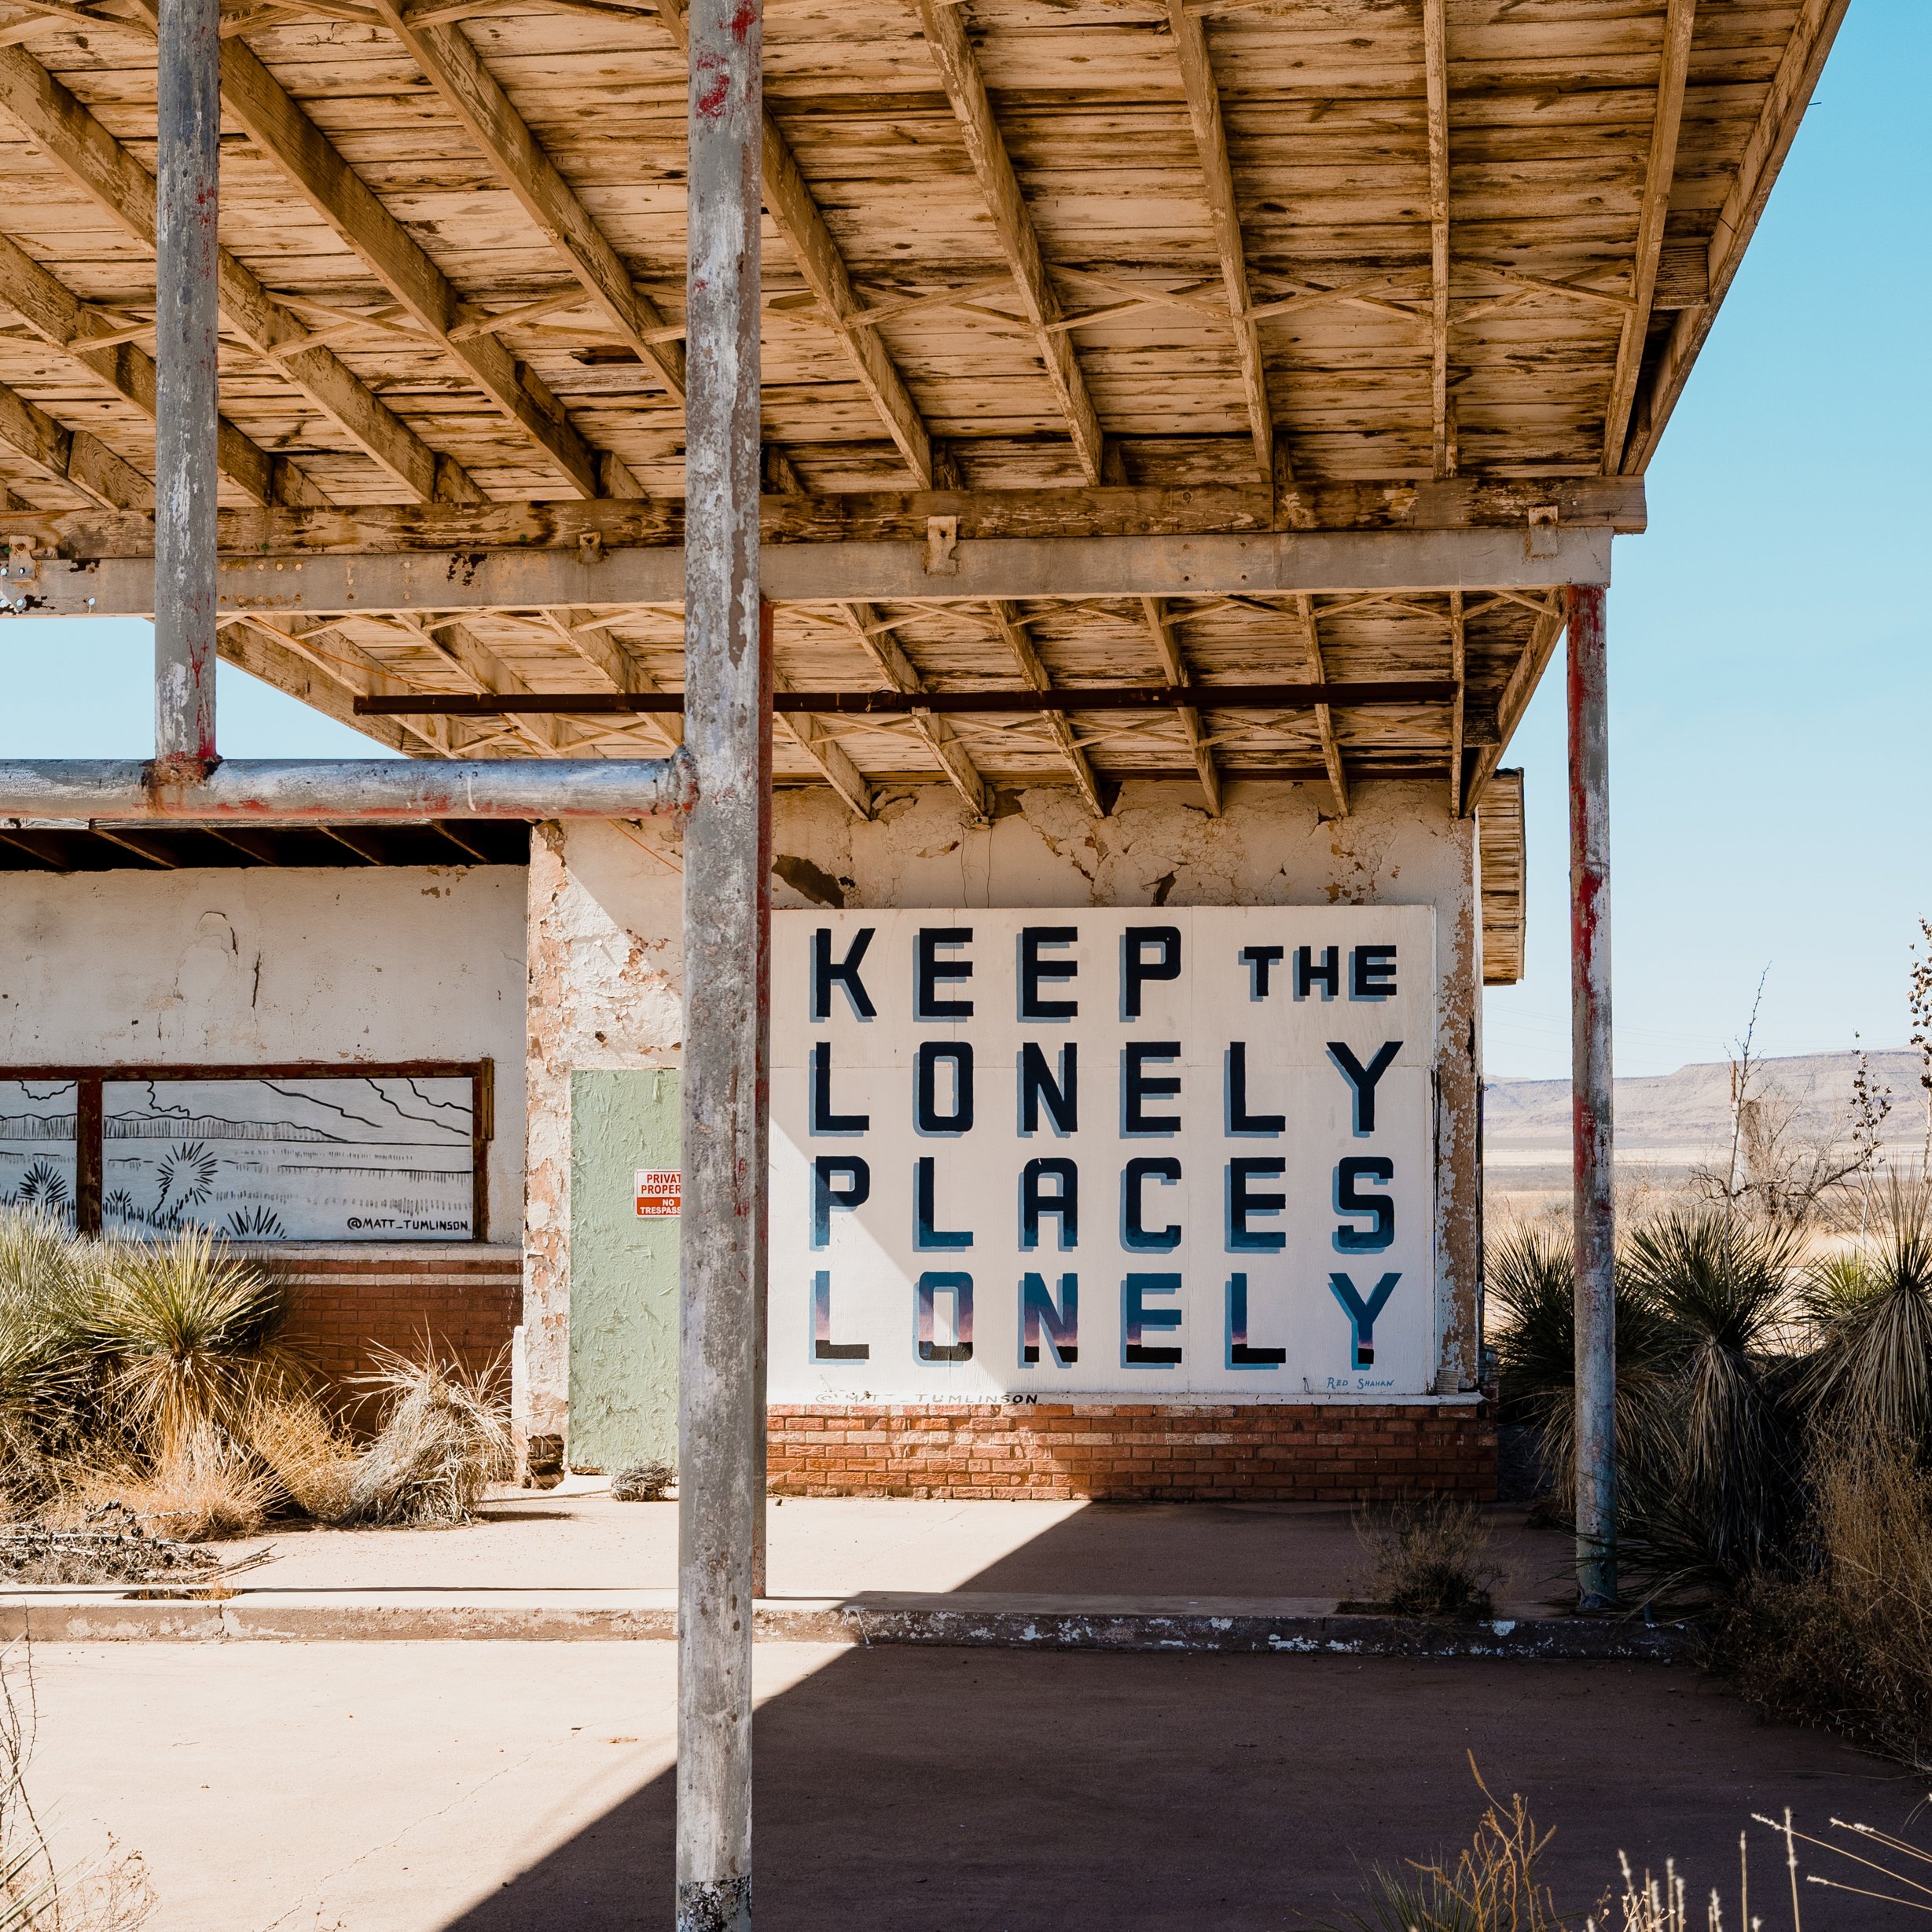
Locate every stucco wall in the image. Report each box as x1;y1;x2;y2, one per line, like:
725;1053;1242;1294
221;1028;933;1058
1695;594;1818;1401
523;781;1484;1444
0;864;528;1243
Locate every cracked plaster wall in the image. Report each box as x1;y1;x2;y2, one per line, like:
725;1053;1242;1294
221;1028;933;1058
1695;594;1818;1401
0;865;528;1242
523;781;1484;1440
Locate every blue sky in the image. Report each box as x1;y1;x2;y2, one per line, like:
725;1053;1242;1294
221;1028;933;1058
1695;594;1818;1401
3;4;1923;1082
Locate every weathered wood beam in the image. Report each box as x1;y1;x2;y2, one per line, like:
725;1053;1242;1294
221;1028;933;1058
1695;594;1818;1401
1447;587;1464;817
1163;0;1269;482
530;605;681;751
911;0;1107;484
367;0;686;403
1600;0;1697;473
1139;595;1221;814
219;615;432;755
1422;0;1452;479
381;609;572;755
1464;595;1564;813
0;372;153;509
195;27;613;495
1297;592;1346;815
773;672;873;820
1623;0;1848;472
11;523;1618;614
656;0;934;487
0;43;478;504
988;600;1106;816
0;231;314;508
836;599;989;817
7;475;1647;556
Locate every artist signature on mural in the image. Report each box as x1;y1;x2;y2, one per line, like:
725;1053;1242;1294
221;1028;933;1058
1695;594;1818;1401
347;1216;469;1232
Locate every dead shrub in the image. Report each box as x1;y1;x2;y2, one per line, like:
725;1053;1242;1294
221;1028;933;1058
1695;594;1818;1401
1717;1429;1932;1765
245;1393;358;1523
1353;1497;1501;1620
54;1429;273;1544
334;1346;512;1527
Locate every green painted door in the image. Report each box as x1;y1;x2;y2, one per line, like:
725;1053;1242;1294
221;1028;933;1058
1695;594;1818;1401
568;1067;680;1473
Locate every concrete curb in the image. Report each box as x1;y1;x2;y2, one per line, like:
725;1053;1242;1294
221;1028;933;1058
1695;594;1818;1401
0;1589;1697;1660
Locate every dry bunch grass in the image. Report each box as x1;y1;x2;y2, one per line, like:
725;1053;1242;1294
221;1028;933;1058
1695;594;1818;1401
52;1429;274;1545
245;1394;358;1524
335;1346;513;1528
1354;1498;1502;1620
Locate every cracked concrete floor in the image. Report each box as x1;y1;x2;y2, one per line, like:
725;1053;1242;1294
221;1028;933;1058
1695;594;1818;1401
18;1640;1915;1931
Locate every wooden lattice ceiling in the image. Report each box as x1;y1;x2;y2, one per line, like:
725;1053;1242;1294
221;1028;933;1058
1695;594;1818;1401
0;0;1843;810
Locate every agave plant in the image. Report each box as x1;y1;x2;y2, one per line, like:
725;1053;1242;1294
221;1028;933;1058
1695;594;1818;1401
1798;1177;1932;1456
1622;1210;1801;1572
85;1228;291;1450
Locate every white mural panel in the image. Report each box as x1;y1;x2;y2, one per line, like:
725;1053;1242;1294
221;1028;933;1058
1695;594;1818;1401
101;1078;475;1241
0;1081;78;1222
770;908;1437;1402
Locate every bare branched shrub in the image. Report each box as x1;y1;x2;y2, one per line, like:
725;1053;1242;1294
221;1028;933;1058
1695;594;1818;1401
1354;1498;1501;1620
335;1346;512;1527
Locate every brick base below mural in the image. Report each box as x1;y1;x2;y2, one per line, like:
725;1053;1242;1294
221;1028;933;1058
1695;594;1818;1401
264;1245;523;1426
766;1401;1497;1501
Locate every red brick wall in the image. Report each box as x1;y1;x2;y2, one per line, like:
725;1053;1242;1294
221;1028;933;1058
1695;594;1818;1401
767;1402;1497;1502
263;1245;523;1426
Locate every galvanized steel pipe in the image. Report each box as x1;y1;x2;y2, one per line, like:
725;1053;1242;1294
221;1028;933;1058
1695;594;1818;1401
153;0;221;775
0;755;692;822
1566;581;1617;1608
676;0;767;1923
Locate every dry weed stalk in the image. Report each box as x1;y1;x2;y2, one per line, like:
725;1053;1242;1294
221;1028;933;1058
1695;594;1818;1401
245;1394;357;1523
336;1346;513;1527
55;1428;274;1544
1354;1497;1502;1619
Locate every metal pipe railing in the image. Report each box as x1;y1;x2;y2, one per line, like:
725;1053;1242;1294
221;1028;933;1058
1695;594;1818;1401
0;755;693;823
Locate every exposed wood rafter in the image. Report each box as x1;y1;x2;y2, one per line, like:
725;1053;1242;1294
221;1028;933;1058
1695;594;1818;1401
1296;592;1347;815
0;231;314;507
1163;0;1270;481
988;600;1107;817
836;601;990;818
219;615;435;757
1422;0;1453;479
1600;0;1698;472
1464;596;1564;813
1624;0;1846;471
0;372;152;508
654;0;934;487
1447;588;1465;817
912;0;1108;483
0;42;479;504
368;0;688;404
1139;595;1221;814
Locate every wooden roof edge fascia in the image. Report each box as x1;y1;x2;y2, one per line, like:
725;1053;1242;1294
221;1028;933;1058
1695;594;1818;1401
0;42;476;505
1463;598;1565;814
365;0;687;403
0;229;318;509
652;0;932;486
1477;766;1526;986
0;371;153;510
1600;0;1698;474
1622;0;1851;473
909;0;1108;486
1163;0;1271;483
6;476;1648;555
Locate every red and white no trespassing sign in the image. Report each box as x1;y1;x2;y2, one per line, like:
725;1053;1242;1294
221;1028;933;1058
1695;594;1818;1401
634;1169;681;1218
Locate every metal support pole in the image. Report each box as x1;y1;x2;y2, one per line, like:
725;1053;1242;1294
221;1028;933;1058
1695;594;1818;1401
1567;580;1617;1608
153;0;221;777
677;0;766;1919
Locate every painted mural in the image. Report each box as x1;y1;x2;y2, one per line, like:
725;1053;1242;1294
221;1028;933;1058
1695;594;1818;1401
102;1078;475;1240
0;1081;78;1223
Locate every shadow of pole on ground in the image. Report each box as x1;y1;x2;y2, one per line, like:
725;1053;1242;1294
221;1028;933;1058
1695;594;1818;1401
438;1505;1911;1932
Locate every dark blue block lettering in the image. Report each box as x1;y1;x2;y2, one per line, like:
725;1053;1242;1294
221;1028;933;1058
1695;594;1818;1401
1225;1272;1286;1368
1350;944;1398;1000
915;927;974;1019
916;1271;974;1363
1227;1157;1287;1251
1019;1041;1078;1135
1327;1040;1401;1134
1122;924;1181;1018
1334;1155;1395;1252
1122;1156;1181;1251
1020;1271;1078;1367
1295;945;1339;1001
1019;925;1079;1019
915;1041;974;1133
915;1155;973;1249
1122;1272;1182;1366
1225;1041;1284;1134
1123;1041;1181;1134
811;1156;869;1247
811;926;876;1020
810;1040;869;1133
1020;1158;1078;1251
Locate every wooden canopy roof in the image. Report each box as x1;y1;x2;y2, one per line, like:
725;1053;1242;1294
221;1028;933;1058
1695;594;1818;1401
0;0;1842;811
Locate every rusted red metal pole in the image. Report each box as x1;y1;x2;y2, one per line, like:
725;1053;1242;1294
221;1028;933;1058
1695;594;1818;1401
153;0;220;777
1567;580;1617;1607
676;0;766;1919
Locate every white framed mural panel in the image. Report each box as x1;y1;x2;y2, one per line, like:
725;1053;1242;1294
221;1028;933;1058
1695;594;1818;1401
770;907;1438;1403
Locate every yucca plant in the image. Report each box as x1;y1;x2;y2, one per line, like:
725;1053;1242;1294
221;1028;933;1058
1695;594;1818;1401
1485;1225;1681;1517
1622;1211;1801;1574
0;1210;94;1411
83;1229;291;1452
